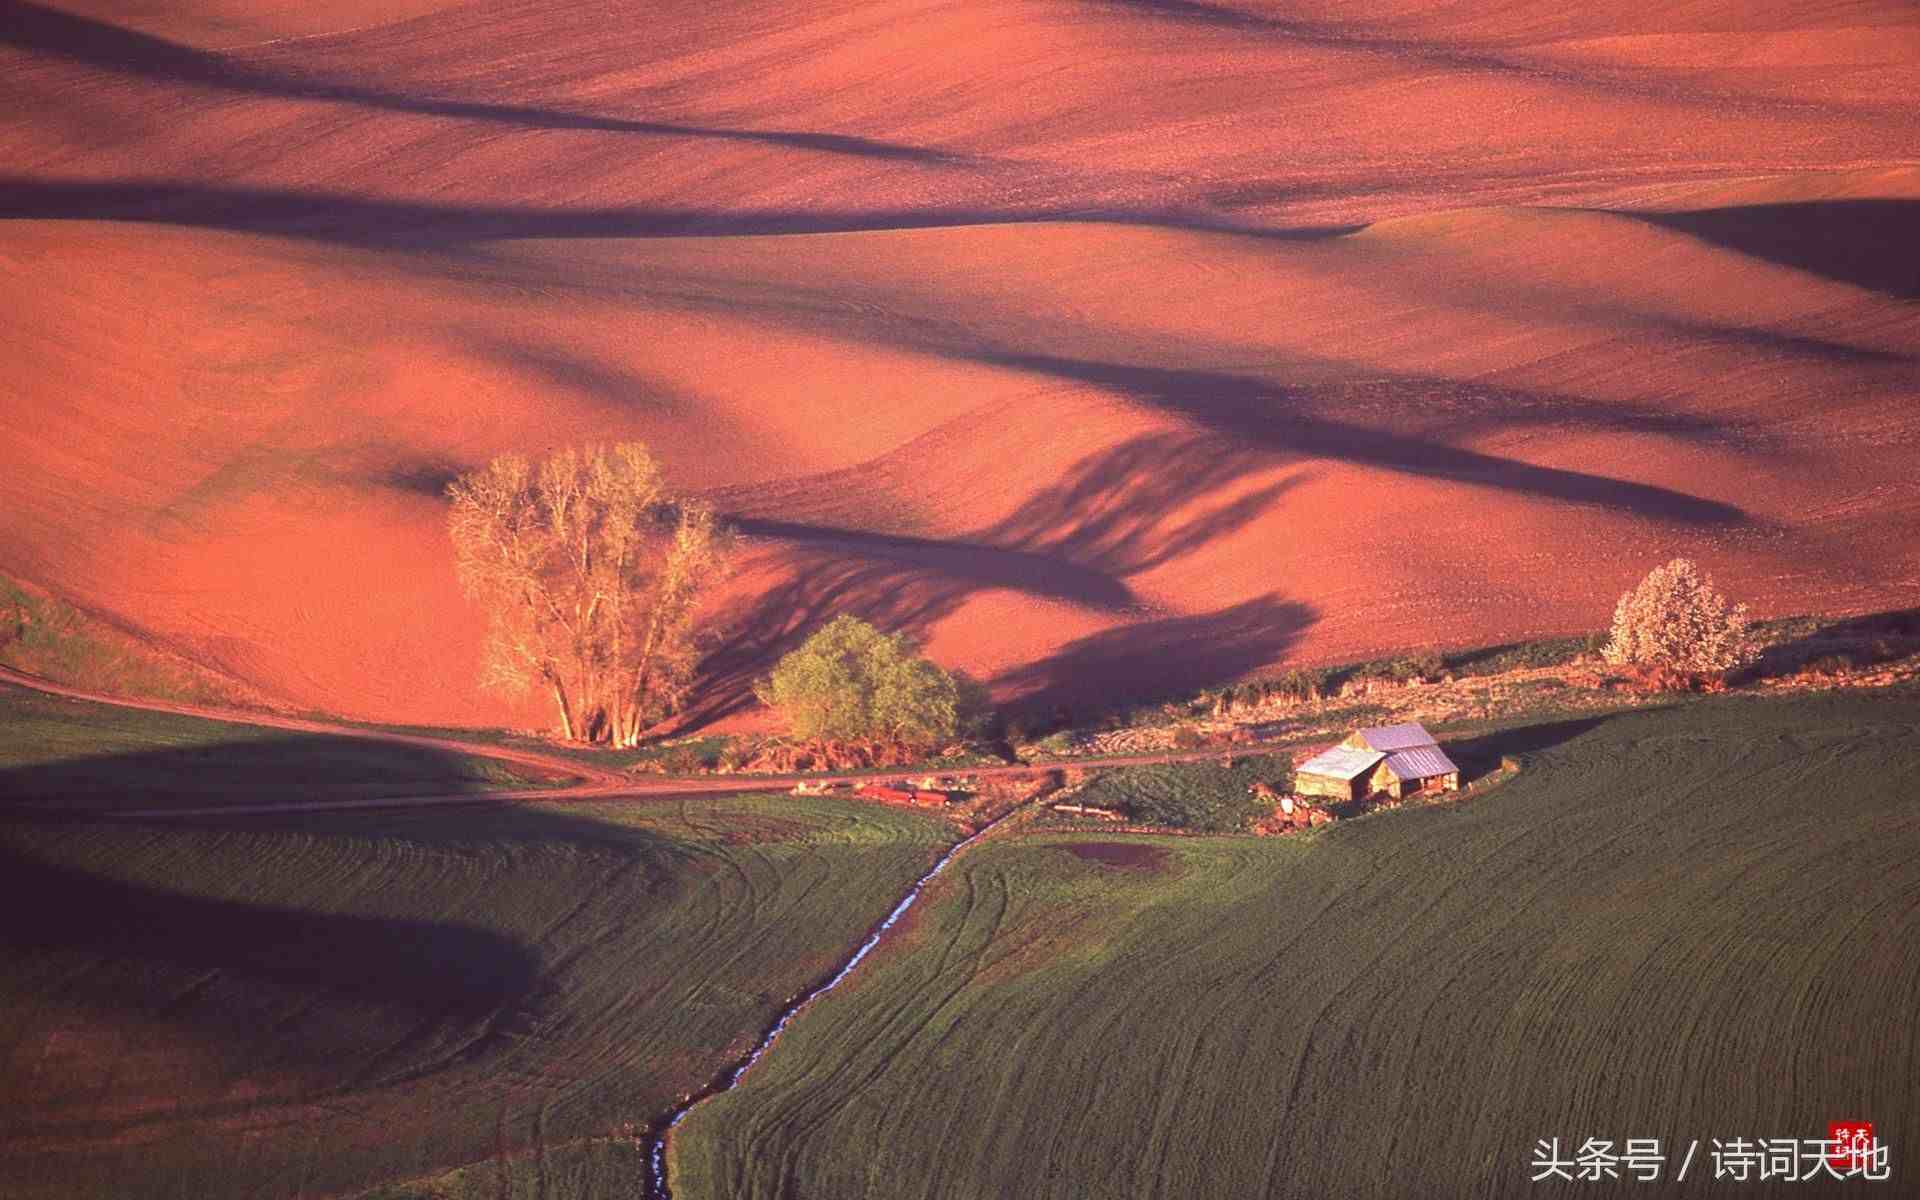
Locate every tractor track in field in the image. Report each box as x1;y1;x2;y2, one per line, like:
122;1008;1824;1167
0;659;1308;1197
639;797;1032;1200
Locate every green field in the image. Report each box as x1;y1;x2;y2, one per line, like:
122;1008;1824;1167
672;687;1920;1198
0;787;954;1198
0;684;554;811
1072;756;1288;829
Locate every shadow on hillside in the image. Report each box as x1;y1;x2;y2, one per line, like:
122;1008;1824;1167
459;332;701;415
0;175;1361;243
600;267;1765;526
953;352;1754;526
725;431;1304;607
730;519;1145;613
687;549;995;729
1635;200;1920;301
0;725;531;811
1655;317;1915;367
0;736;678;1145
3;2;978;168
995;595;1318;717
686;432;1318;728
1750;606;1920;679
1442;713;1632;783
969;433;1310;576
1089;0;1674;97
679;354;1748;726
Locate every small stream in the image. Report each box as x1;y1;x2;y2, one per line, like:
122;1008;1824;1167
642;808;1021;1199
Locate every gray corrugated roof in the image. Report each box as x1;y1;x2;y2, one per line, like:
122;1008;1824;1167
1295;745;1384;781
1353;722;1439;752
1382;745;1459;781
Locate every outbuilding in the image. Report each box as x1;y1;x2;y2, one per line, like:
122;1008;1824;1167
1291;744;1385;804
1293;721;1461;803
1342;722;1460;798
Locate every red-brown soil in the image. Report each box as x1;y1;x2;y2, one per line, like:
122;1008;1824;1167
3;1;1916;730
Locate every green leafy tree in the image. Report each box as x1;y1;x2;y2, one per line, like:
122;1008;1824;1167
447;443;734;745
757;615;983;751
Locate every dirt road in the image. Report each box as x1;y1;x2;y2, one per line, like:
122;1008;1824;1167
0;665;1306;818
0;663;627;786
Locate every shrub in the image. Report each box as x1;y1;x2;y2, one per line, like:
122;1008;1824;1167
758;615;985;751
1388;650;1445;683
1273;667;1324;702
1170;726;1207;751
1602;558;1757;678
658;745;706;774
1037;731;1076;755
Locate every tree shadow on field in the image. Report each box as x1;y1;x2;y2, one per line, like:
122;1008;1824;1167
686;433;1313;727
681;338;1750;726
594;267;1763;528
993;595;1318;717
953;351;1754;527
0;735;680;1148
1634;200;1920;302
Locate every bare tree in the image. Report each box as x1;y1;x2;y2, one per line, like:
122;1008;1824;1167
447;444;734;745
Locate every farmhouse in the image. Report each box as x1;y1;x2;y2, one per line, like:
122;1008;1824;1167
1293;721;1461;803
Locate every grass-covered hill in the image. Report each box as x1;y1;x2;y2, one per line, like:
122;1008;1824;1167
0;685;956;1199
672;684;1920;1198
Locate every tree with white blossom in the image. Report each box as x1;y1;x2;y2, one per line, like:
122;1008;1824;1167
1601;557;1756;678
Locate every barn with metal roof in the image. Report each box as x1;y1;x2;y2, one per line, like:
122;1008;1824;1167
1293;721;1461;802
1292;744;1385;804
1344;722;1445;754
1374;744;1461;797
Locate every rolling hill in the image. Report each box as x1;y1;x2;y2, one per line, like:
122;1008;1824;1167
2;0;1916;730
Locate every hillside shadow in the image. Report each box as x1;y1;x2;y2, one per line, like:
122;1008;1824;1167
960;351;1754;526
1750;606;1920;678
970;432;1307;576
1441;713;1630;782
0;735;680;1145
993;595;1318;717
0;726;526;812
730;519;1144;613
1090;0;1603;90
591;268;1765;528
0;176;1356;242
687;548;988;729
1634;200;1920;301
379;459;464;499
458;333;696;414
4;2;978;168
1652;317;1915;368
689;433;1311;727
